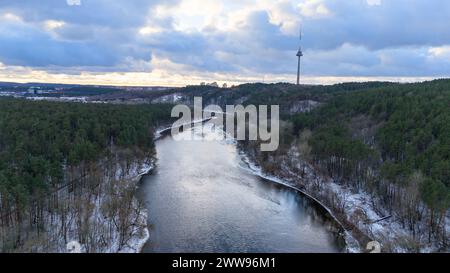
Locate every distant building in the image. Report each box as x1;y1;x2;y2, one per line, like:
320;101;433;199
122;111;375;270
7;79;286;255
209;82;219;88
27;86;41;95
200;82;206;86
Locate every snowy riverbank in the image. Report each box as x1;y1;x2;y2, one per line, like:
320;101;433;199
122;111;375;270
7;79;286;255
41;157;155;253
113;159;155;253
238;152;361;253
238;145;449;253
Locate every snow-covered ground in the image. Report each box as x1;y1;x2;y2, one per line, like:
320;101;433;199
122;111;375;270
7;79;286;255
238;145;449;253
238;152;361;253
98;158;156;253
13;157;156;253
115;159;155;253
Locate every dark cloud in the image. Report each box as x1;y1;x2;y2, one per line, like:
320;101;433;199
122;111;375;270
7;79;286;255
0;0;169;28
0;21;116;67
0;0;448;79
303;0;450;50
0;0;163;68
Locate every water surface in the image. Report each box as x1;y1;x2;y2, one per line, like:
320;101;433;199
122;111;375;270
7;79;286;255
138;124;345;253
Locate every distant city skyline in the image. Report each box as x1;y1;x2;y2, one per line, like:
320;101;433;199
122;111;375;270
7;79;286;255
0;0;449;86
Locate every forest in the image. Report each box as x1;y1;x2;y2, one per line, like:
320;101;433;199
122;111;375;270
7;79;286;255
236;79;450;251
0;99;172;252
1;79;449;252
95;79;450;251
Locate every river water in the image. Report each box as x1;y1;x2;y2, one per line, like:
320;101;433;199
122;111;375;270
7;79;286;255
138;123;346;253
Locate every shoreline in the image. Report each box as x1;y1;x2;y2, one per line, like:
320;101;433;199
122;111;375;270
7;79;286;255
237;145;449;253
237;151;362;253
144;122;360;252
125;159;156;253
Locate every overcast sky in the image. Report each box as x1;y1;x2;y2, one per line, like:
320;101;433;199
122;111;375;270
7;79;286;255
0;0;449;86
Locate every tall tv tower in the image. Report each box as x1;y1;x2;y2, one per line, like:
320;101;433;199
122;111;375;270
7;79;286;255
296;26;303;85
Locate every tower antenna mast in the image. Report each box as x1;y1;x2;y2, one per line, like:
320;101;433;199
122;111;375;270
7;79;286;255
296;25;303;85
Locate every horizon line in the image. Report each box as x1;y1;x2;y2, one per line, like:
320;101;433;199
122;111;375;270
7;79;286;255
0;76;448;89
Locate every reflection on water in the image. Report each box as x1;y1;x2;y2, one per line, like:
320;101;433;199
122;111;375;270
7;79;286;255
137;124;346;253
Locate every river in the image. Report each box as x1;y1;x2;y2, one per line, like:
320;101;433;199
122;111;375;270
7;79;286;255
137;122;346;253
